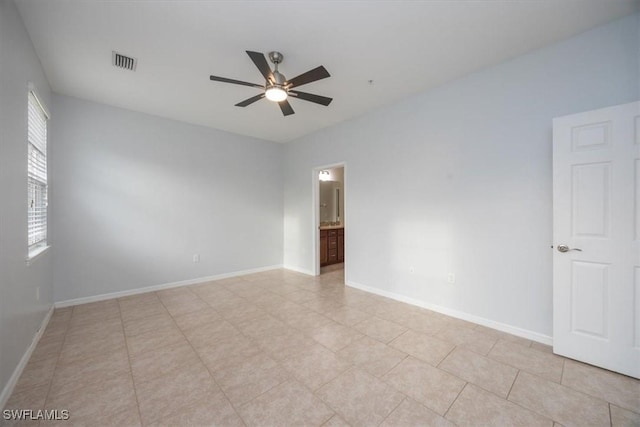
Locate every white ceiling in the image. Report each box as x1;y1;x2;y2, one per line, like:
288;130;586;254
15;0;638;143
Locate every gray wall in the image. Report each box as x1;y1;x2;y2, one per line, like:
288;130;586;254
51;95;284;302
0;0;54;399
283;13;640;338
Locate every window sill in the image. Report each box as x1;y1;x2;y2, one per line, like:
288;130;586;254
26;245;51;266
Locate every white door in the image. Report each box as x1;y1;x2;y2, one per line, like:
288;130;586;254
553;101;640;379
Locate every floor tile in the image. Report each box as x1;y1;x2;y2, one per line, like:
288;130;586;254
238;380;334;427
196;334;262;372
434;324;497;355
181;319;239;348
3;385;49;426
488;339;564;383
190;284;235;302
282;344;352;390
158;292;209;317
146;390;243;427
310;321;364;352
446;383;553;426
389;330;455;366
235;314;290;338
353;316;408;344
70;300;121;326
303;297;344;314
271;301;313;323
58;330;126;365
172;306;221;331
213;352;291;407
531;341;554;354
508;371;610;427
40;320;68;342
322;415;351;426
253;329;318;361
135;362;218;425
380;397;454;427
29;333;64;363
561;360;640;413
7;267;636;427
610;404;640;427
251;292;288;309
50;347;130;395
394;312;449;335
284;311;334;333
117;292;159;306
13;355;58;394
225;282;267;299
474;325;532;347
439;348;518;398
324;306;371;326
129;340;200;383
337;336;407;377
45;374;139;426
119;299;168;322
284;289;318;304
65;315;123;339
122;312;174;337
125;323;187;356
217;301;266;323
435;313;479;331
382;356;465;415
316;368;405;426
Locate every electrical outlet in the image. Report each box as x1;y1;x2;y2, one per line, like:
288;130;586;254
36;287;40;301
192;254;200;263
447;273;455;284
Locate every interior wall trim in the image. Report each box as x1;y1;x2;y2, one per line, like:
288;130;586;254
54;264;284;308
0;305;54;410
346;280;553;346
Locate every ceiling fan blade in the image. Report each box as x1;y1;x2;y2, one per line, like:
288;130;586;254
246;51;274;83
289;90;332;106
235;93;265;107
286;66;330;89
210;75;263;89
278;100;295;116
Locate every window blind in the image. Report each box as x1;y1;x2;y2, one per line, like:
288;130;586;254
27;91;48;249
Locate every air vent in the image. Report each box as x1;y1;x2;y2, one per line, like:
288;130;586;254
112;51;137;71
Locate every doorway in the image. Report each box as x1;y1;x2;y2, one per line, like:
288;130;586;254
313;163;346;277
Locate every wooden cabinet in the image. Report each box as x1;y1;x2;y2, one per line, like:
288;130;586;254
320;227;344;267
320;232;328;265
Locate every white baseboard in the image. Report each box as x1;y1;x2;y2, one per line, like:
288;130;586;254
346;280;553;346
55;264;283;308
0;305;54;409
282;265;315;276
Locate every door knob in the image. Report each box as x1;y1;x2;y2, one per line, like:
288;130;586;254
557;244;582;253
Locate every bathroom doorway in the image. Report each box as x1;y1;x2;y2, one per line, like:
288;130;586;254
312;163;346;277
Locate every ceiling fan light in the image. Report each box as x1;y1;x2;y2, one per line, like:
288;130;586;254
265;86;288;102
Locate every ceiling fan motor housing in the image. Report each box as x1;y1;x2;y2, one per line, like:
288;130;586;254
271;70;286;86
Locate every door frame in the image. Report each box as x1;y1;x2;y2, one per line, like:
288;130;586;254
312;162;347;276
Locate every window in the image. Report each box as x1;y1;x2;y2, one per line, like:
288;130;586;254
27;89;49;257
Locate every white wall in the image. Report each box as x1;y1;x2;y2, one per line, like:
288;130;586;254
284;13;639;338
51;95;283;302
0;0;54;400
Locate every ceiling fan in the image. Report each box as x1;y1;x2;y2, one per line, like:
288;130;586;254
209;51;332;116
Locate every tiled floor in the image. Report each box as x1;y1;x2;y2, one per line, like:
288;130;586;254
3;267;640;426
